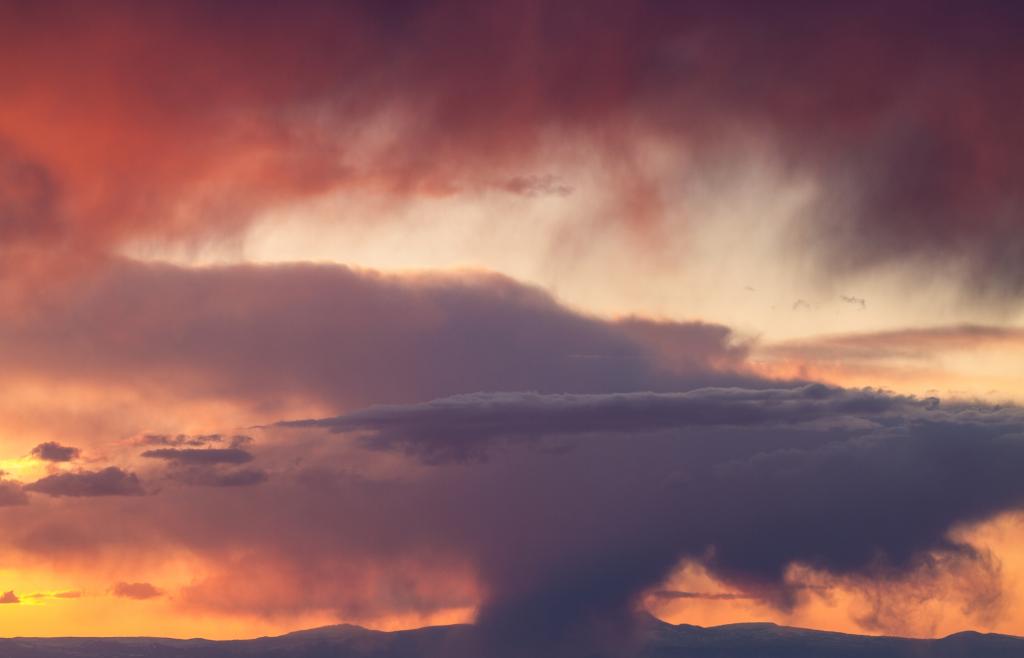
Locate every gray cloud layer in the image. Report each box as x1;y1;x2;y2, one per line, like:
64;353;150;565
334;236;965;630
0;261;758;415
24;468;144;498
283;384;924;463
141;448;253;465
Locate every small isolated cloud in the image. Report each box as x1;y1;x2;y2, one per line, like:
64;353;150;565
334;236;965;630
841;295;867;309
499;174;573;197
24;467;144;497
31;441;81;462
55;590;82;599
0;591;19;604
112;582;162;600
141;448;253;465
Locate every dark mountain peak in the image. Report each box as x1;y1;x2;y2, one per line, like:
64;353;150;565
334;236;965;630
280;623;378;639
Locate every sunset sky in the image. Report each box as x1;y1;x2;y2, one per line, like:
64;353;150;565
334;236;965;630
2;1;1024;653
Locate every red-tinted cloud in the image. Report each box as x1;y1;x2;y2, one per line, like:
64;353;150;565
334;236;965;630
112;582;162;600
1;1;1023;292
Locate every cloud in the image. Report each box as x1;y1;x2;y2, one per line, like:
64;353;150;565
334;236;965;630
753;324;1024;398
649;590;753;601
31;441;81;462
764;325;1024;363
23;590;83;601
840;295;866;309
112;582;162;600
498;174;573;198
24;467;144;497
4;386;1011;654
0;479;27;507
1;2;1022;296
0;591;19;604
134;434;225;447
273;386;1024;655
282;385;917;463
0;261;757;414
141;448;253;465
172;467;269;488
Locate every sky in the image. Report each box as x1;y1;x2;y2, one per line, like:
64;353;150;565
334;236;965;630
2;1;1024;655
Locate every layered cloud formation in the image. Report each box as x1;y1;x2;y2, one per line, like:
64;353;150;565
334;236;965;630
0;261;752;417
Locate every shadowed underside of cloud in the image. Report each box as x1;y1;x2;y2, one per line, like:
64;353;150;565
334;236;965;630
1;2;1023;294
24;467;144;498
0;261;757;412
141;447;267;488
282;384;924;463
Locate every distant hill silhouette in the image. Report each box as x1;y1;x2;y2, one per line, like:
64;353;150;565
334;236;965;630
2;615;1022;657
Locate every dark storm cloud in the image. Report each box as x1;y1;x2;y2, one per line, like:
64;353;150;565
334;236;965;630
0;261;757;412
2;1;1024;293
31;441;81;462
7;387;1024;656
141;448;253;465
24;467;144;497
277;387;1024;656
